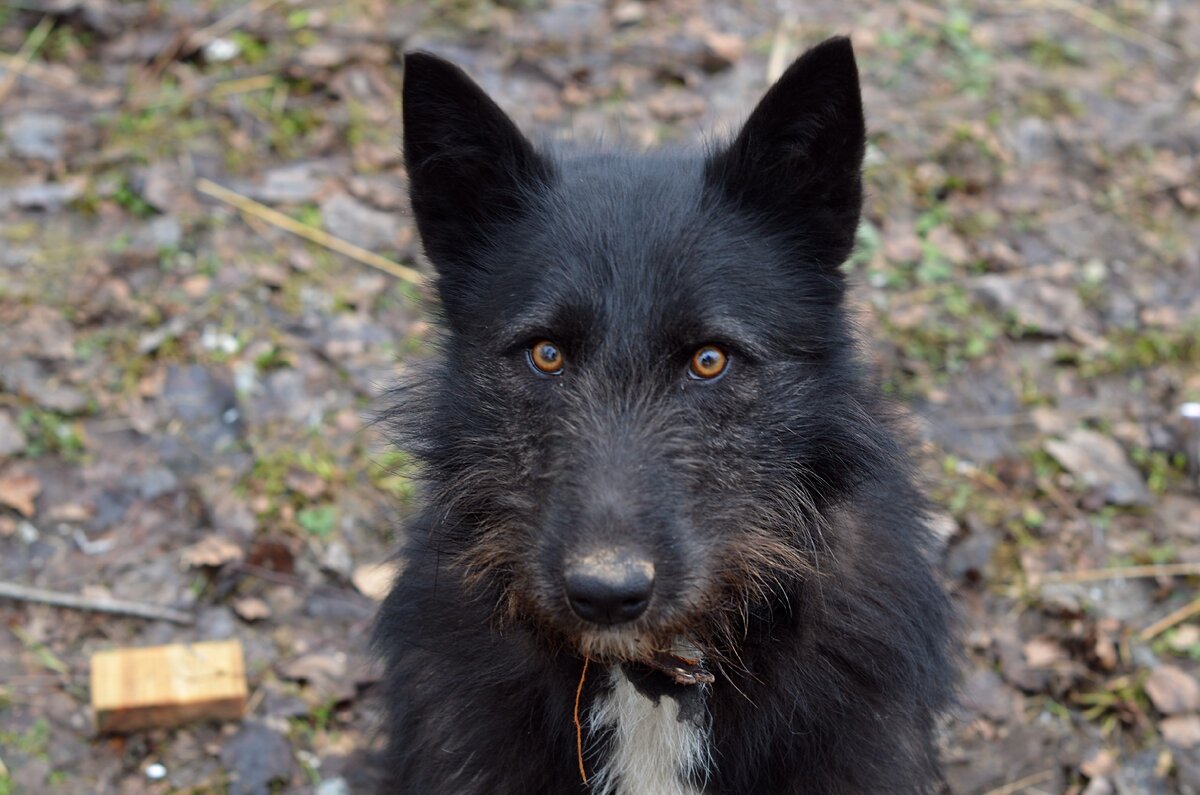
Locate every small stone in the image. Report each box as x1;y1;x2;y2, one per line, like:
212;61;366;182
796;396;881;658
203;37;240;63
1145;665;1200;715
972;274;1090;338
4;112;66;161
219;722;295;795
0;411;27;456
320;539;353;579
320;193;405;252
959;667;1016;721
612;0;645;25
145;763;167;781
9;179;86;211
1044;429;1151;506
242;164;326;205
316;778;350;795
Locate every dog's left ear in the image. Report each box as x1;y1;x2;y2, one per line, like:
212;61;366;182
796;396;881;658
706;36;865;273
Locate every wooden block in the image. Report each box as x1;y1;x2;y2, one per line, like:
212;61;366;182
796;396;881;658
91;640;247;734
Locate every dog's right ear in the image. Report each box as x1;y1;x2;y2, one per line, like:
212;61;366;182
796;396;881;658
402;53;551;278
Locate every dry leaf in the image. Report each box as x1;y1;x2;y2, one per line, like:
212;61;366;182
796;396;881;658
0;472;41;517
180;535;244;568
1023;636;1065;668
1080;747;1114;778
1145;665;1200;716
351;560;402;601
232;597;271;622
1161;715;1200;749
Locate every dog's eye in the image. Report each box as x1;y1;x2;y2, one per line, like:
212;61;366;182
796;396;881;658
528;340;565;375
689;345;728;380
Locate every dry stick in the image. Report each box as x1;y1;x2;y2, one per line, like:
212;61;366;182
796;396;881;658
981;769;1056;795
1037;562;1200;586
0;581;195;625
574;656;590;786
196;178;425;286
1140;596;1200;642
0;16;54;104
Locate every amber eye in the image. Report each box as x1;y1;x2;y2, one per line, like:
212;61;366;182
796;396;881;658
528;340;565;375
689;345;728;380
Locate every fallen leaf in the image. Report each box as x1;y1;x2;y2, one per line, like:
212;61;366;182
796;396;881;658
351;560;402;601
48;502;94;522
232;597;271;622
1080;747;1115;778
1168;625;1200;652
1162;715;1200;749
278;649;357;703
1023;636;1065;668
702;31;744;70
1145;665;1200;716
0;472;41;517
180;535;244;568
285;468;326;500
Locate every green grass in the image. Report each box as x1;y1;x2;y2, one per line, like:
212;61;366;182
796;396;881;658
16;409;85;460
0;718;52;757
297;504;337;538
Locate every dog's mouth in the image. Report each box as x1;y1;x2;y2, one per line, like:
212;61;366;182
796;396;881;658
574;632;716;685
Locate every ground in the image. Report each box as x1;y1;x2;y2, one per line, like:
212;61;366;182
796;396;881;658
1;0;1199;793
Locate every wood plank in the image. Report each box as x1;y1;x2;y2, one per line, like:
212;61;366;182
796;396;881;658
91;640;247;734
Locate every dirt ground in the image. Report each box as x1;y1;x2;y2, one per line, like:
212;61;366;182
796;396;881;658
1;0;1199;792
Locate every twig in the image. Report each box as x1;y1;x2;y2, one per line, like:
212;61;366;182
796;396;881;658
574;656;590;785
1021;0;1180;61
765;12;797;83
0;582;194;625
1140;596;1200;642
1037;562;1200;586
0;16;55;104
982;769;1056;795
196;178;425;285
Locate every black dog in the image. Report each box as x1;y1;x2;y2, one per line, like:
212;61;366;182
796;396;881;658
374;37;955;794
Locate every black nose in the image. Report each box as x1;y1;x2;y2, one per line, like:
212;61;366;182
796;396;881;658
564;551;655;625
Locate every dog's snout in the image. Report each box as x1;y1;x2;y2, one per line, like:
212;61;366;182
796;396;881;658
564;550;655;625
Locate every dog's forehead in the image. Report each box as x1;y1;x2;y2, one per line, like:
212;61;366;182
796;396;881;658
521;155;740;319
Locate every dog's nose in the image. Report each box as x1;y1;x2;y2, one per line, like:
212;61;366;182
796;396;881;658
564;551;655;625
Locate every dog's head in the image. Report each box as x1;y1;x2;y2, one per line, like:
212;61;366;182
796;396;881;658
397;39;883;664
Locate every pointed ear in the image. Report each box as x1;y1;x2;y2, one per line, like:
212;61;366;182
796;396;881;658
705;36;865;273
402;52;552;274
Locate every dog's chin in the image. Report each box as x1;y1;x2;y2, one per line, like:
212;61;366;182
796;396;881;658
570;626;706;666
572;627;658;663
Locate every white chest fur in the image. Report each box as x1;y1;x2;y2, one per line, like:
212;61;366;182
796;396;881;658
587;668;711;795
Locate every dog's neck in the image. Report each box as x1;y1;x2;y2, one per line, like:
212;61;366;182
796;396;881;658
588;664;712;795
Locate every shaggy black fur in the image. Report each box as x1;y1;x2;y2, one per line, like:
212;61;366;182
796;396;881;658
373;37;956;794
